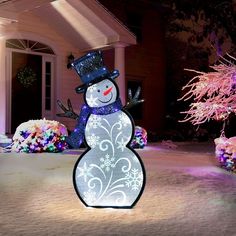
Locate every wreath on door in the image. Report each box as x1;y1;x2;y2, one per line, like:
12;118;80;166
16;66;37;88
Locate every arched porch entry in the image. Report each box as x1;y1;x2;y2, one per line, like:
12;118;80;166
6;39;55;133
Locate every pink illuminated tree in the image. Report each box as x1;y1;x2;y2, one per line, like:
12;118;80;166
179;53;236;135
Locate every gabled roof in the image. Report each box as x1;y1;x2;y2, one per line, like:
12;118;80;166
0;0;136;51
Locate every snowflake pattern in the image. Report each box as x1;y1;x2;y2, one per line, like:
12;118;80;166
100;154;115;172
86;94;98;107
88;116;102;129
77;162;94;182
125;168;143;191
86;133;100;148
116;137;128;152
87;84;97;92
84;189;97;205
118;113;130;127
77;108;145;206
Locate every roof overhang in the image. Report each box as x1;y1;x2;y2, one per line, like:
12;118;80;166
0;0;136;51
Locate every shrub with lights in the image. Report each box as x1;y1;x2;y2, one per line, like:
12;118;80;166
215;136;236;172
131;126;147;149
12;119;68;153
179;54;236;172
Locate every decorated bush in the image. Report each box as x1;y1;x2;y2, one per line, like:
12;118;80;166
131;126;147;149
215;136;236;172
12;119;68;153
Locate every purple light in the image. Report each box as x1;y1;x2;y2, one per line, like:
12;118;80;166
20;131;30;139
232;72;236;82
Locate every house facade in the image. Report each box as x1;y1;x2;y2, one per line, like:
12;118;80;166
0;0;136;134
98;0;167;138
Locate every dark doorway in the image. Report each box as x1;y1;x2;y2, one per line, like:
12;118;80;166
11;52;42;133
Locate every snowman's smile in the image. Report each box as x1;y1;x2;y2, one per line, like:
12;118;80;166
98;92;113;103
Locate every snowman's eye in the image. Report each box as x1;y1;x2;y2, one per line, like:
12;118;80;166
97;89;100;93
106;85;109;88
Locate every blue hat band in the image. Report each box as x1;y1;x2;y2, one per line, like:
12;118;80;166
81;67;109;84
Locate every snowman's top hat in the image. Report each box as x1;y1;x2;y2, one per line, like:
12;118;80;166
70;51;119;93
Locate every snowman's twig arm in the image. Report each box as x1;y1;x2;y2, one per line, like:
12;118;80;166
56;99;79;120
123;87;144;110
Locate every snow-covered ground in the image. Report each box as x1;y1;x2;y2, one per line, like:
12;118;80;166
0;142;235;236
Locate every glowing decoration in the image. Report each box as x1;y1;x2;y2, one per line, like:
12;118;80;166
65;98;122;149
215;136;236;172
179;54;236;125
12;119;68;153
131;126;147;149
179;54;236;172
69;51;146;208
16;66;37;88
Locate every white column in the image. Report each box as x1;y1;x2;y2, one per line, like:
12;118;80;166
114;43;126;105
0;38;6;134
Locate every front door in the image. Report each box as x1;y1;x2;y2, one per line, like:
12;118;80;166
11;52;42;133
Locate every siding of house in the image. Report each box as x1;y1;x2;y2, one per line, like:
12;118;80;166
3;12;83;132
1;1;165;136
99;1;167;137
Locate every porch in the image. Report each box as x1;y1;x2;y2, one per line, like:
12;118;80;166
0;0;136;134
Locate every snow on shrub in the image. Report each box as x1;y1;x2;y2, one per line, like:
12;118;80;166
12;119;68;153
215;136;236;172
131;126;147;149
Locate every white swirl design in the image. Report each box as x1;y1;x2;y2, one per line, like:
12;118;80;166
75;110;144;207
107;190;127;205
114;157;131;173
88;177;103;196
99;139;114;157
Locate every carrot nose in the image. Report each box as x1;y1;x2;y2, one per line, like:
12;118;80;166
103;87;112;96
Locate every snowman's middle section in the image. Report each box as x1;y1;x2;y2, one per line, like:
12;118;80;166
74;111;144;207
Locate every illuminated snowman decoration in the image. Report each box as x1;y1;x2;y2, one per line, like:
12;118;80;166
68;51;145;208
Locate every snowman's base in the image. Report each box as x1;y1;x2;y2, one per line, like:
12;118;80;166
84;205;133;209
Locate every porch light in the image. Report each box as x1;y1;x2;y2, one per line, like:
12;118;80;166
67;53;74;69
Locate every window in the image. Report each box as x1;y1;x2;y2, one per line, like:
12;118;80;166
126;12;143;43
6;39;54;54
